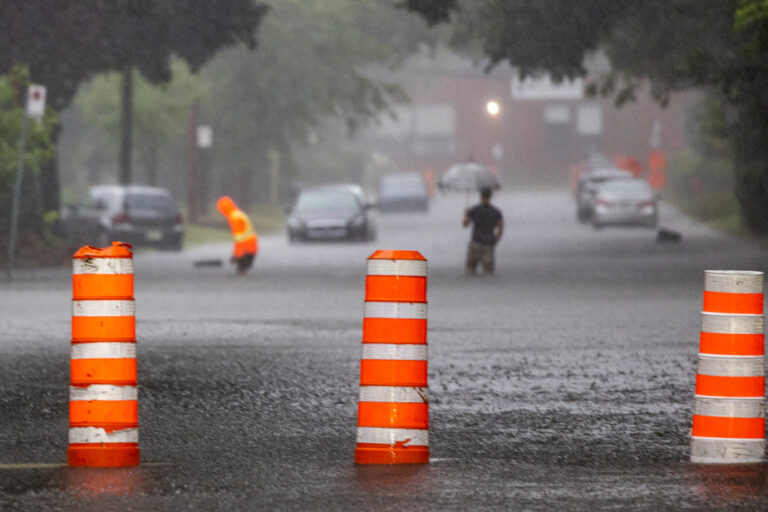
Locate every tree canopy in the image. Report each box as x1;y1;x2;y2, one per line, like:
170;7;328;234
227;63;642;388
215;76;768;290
0;0;267;217
59;0;435;211
403;0;768;233
0;1;267;110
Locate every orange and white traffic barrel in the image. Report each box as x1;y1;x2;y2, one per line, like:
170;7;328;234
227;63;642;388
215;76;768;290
355;250;429;464
68;242;139;467
691;270;765;463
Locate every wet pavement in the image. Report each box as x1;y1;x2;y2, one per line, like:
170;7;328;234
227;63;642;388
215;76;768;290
1;190;768;510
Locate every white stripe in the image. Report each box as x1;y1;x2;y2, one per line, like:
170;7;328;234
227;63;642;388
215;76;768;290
697;355;764;377
356;427;428;446
701;313;764;335
705;270;764;294
71;342;136;360
359;386;429;403
72;300;135;317
364;302;427;319
367;259;427;277
69;427;138;444
73;258;133;275
70;385;137;402
691;436;765;442
694;396;765;418
362;344;427;361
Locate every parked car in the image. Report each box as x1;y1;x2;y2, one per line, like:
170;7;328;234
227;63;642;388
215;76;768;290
575;167;634;222
61;185;184;250
286;184;376;242
377;172;429;213
591;178;658;229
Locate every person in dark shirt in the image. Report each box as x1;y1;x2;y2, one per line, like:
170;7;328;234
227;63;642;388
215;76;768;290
462;188;504;275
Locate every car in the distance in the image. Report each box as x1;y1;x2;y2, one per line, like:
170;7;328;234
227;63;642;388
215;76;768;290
286;184;376;242
377;172;429;213
591;178;658;229
61;185;184;250
575;167;634;222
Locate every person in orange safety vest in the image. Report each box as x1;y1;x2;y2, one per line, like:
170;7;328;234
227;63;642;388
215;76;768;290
216;196;258;275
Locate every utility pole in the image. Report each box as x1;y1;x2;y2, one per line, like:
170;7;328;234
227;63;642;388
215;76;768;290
186;104;200;223
119;65;133;185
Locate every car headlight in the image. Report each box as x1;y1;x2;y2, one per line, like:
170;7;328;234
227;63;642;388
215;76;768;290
640;205;655;215
287;217;303;228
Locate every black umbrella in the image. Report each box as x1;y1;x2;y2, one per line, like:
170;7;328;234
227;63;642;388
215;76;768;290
439;162;500;192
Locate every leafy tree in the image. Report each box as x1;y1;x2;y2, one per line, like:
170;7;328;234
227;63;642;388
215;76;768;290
403;0;768;233
0;66;58;259
198;0;432;209
0;0;267;216
62;62;206;188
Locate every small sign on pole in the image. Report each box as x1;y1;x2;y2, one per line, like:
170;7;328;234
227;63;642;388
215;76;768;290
26;85;46;120
196;125;212;148
6;84;46;281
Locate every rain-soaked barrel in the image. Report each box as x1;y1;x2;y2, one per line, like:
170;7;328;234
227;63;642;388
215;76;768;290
691;270;765;464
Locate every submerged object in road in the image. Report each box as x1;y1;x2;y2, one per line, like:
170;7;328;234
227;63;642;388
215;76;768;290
656;228;681;243
691;270;765;464
193;259;224;267
355;250;429;464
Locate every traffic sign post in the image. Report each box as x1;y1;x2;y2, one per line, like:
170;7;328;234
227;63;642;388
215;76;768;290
6;85;46;281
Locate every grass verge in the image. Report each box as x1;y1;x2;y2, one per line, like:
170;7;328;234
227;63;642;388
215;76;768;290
184;204;284;248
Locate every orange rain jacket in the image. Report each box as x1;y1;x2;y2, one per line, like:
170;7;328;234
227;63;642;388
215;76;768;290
216;196;258;258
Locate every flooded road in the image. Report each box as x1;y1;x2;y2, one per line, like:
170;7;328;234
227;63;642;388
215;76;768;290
1;190;767;510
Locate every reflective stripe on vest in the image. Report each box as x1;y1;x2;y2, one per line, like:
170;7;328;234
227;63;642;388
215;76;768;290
231;210;255;243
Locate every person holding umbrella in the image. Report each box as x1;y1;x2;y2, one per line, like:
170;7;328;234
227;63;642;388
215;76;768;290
462;187;503;276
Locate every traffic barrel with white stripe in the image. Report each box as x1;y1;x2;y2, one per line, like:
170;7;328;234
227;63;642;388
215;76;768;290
691;270;765;464
68;242;139;467
355;250;429;464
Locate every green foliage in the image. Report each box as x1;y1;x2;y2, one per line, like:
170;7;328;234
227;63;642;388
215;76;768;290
667;150;740;225
0;1;267;110
0;66;58;239
62;61;206;188
198;0;431;206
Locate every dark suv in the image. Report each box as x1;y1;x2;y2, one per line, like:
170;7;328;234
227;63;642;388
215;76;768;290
61;185;184;250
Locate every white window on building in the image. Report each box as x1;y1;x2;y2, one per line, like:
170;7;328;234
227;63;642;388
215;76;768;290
544;105;570;124
577;104;603;135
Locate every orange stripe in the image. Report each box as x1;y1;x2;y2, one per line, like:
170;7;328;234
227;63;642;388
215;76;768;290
72;316;135;342
67;444;139;467
699;332;765;356
69;400;138;426
73;274;133;300
695;375;765;397
360;360;427;387
354;444;429;464
365;276;426;303
362;318;426;344
357;402;428;429
692;415;765;439
70;359;137;386
703;291;763;314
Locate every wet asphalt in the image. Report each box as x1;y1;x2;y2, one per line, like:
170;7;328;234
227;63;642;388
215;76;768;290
1;190;768;511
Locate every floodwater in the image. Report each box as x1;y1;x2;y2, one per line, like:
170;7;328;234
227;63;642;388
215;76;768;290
1;190;767;510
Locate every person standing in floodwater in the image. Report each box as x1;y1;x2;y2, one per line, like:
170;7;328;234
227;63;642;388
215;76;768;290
462;187;503;276
216;196;258;276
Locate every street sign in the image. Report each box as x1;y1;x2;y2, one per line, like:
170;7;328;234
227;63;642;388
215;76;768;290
196;125;213;148
26;85;46;119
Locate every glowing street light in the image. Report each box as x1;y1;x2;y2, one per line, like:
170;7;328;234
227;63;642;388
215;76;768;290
486;100;500;117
